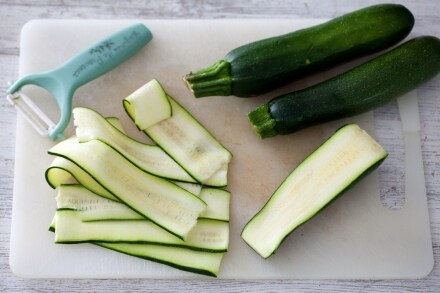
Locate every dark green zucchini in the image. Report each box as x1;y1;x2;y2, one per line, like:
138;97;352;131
183;4;414;98
248;36;440;138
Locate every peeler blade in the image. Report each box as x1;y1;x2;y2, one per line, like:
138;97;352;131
6;89;56;137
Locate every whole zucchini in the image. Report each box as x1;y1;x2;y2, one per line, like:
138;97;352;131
248;36;440;138
183;4;414;98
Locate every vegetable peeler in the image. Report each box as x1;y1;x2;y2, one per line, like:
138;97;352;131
6;23;153;140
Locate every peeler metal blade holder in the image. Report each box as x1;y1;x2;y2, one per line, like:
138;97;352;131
6;23;153;140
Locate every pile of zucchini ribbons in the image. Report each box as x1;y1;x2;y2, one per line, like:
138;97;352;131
45;79;232;277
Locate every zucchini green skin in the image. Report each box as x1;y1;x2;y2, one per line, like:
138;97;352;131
249;36;440;138
184;4;414;98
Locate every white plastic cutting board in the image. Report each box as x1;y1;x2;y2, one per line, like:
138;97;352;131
9;20;433;279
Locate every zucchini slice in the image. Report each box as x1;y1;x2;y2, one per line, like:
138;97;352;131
122;79;172;130
53;209;229;252
46;156;118;201
96;242;224;277
241;124;388;258
47;155;202;197
125;93;232;186
48;137;207;239
56;184;228;222
73;107;196;183
123;81;232;187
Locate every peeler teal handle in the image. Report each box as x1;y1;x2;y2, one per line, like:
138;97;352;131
7;23;152;140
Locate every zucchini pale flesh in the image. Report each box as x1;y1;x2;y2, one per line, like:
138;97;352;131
184;4;414;97
248;36;440;138
241;124;387;258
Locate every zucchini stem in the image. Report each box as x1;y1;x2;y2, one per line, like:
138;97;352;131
247;104;278;139
183;60;232;98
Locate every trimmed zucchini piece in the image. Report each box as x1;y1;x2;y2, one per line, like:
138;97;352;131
73;107;196;183
198;188;230;221
122;79;172;130
241;124;388;258
96;242;224;277
53;209;229;252
48;137;207;239
125;93;232;186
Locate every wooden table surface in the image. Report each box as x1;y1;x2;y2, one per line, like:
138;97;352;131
1;0;439;291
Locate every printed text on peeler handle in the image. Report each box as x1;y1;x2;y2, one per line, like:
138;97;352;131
65;24;152;88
